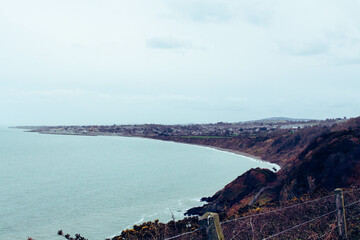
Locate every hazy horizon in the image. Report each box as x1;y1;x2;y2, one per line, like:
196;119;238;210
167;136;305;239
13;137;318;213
1;0;360;125
3;116;352;128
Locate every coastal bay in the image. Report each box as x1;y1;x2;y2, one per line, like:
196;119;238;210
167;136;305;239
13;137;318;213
0;127;276;240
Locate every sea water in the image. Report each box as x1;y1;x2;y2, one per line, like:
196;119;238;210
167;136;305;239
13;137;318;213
0;127;277;240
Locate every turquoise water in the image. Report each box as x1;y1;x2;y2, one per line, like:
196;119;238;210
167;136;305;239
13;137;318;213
0;127;276;240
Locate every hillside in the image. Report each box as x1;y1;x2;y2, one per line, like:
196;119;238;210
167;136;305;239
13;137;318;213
107;117;360;240
151;122;333;167
182;117;360;216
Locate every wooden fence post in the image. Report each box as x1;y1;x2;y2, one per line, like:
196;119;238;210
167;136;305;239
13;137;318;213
335;188;348;239
199;212;225;240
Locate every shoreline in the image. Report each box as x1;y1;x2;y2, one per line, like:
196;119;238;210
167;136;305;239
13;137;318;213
140;136;281;171
21;128;280;170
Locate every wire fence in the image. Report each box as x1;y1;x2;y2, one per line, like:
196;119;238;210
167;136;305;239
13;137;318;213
221;194;337;240
163;229;200;240
162;187;360;240
343;188;360;239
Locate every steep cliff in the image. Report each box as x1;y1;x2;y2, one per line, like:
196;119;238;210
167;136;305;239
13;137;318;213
185;117;360;216
185;168;278;216
281;127;360;198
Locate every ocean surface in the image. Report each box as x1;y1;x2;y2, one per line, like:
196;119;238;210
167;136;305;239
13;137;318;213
0;127;277;240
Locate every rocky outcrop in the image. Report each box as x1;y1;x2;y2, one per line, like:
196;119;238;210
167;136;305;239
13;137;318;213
185;168;278;216
185;117;360;217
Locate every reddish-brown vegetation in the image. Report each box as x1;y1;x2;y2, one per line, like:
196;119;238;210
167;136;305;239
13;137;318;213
177;117;360;218
152;124;332;167
110;117;360;240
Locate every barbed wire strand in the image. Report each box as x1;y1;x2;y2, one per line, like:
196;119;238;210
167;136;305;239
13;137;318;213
163;193;359;240
316;227;335;240
163;228;200;240
347;211;360;222
261;197;360;240
344;199;360;223
262;197;360;240
343;187;360;194
262;209;337;240
345;199;360;208
221;193;335;225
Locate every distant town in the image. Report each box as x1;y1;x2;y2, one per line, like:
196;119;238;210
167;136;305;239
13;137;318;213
21;117;347;138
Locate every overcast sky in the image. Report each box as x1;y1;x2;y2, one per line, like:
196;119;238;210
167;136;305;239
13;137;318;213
1;0;360;125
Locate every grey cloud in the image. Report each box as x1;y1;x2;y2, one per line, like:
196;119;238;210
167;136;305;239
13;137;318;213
280;42;329;56
146;37;192;49
334;57;360;65
72;43;84;48
165;0;231;22
245;13;271;26
164;1;275;25
239;2;275;26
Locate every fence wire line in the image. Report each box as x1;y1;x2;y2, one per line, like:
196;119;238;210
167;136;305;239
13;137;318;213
344;199;360;222
347;211;360;221
163;228;200;240
261;197;360;240
221;193;335;225
315;227;335;240
262;209;337;240
345;199;360;208
163;191;359;240
343;187;360;194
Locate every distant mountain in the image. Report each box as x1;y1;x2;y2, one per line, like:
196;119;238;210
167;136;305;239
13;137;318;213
253;117;314;122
